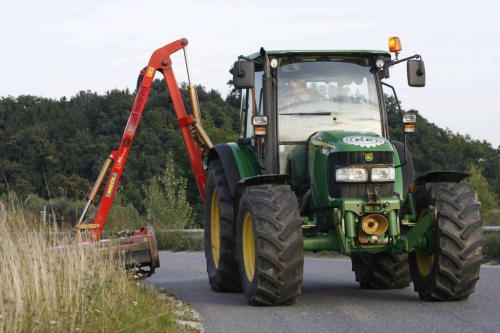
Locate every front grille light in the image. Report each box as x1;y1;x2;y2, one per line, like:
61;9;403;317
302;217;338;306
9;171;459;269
371;167;395;182
336;167;368;182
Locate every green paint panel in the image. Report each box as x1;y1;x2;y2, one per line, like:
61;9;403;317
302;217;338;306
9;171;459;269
303;234;341;252
228;142;261;178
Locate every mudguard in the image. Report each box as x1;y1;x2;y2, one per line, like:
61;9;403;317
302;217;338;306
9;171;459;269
208;144;242;196
413;171;470;186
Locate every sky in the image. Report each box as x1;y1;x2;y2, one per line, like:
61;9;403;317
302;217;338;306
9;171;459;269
1;0;499;147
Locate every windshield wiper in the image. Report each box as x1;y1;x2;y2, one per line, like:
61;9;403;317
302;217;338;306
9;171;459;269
279;112;332;116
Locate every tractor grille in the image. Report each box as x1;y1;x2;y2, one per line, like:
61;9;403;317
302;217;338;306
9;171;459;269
327;152;394;198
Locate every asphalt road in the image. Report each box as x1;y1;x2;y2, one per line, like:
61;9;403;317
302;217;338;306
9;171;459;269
148;252;500;333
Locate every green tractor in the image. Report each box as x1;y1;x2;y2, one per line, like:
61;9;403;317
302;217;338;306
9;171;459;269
204;37;483;305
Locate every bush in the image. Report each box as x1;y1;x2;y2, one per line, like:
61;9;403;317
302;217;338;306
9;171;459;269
104;190;144;232
483;234;500;264
143;153;196;231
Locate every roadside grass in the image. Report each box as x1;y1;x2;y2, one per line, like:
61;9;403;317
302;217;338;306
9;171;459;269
0;196;197;333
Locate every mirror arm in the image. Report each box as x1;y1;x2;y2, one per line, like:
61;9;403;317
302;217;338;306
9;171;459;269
381;82;403;116
386;54;421;67
381;82;407;168
238;55;262;65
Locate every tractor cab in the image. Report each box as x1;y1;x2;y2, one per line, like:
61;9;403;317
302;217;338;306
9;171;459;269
234;50;395;162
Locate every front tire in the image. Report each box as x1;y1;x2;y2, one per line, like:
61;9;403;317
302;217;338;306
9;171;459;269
204;159;242;292
409;182;483;301
352;252;411;289
237;184;304;305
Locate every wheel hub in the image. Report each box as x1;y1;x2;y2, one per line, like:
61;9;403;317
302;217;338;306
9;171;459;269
242;212;255;281
415;209;435;276
210;189;221;268
416;251;435;276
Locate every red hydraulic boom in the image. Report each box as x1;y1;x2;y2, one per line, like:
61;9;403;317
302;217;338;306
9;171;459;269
76;38;212;275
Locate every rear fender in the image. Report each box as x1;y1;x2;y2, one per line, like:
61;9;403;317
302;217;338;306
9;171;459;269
413;171;470;186
401;171;470;220
234;174;291;226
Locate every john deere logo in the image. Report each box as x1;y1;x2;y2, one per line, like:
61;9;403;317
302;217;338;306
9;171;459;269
365;153;374;162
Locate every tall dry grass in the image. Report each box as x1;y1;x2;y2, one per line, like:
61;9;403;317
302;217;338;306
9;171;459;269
0;196;179;333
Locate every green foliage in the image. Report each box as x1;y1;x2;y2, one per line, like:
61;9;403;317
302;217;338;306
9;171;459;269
143;153;196;230
386;95;500;198
483;234;500;263
0;82;240;226
462;165;500;225
2;81;500;234
105;189;143;231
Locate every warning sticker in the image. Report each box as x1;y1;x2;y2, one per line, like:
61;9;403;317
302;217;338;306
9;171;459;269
146;66;155;77
105;173;118;198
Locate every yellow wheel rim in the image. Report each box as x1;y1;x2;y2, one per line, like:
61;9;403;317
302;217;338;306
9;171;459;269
416;251;435;277
242;212;255;281
415;209;435;277
210;189;221;269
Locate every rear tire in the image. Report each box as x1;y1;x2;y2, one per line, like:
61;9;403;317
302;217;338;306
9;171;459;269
237;184;304;305
204;159;242;292
409;183;483;301
352;252;411;289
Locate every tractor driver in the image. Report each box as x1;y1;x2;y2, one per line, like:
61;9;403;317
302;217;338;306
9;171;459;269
288;77;312;103
278;75;327;113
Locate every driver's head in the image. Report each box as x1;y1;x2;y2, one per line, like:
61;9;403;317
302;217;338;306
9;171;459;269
288;77;307;89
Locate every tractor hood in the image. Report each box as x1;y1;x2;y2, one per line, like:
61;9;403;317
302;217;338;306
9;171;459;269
306;131;395;209
308;131;394;154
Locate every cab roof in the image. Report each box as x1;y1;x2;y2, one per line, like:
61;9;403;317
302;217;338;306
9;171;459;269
247;49;391;59
229;50;391;72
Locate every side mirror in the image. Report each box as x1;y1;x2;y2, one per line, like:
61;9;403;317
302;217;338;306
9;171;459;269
232;61;255;89
407;60;425;87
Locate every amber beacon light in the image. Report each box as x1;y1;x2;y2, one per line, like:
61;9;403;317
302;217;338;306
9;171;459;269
389;37;402;55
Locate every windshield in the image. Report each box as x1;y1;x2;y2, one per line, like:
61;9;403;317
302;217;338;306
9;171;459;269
277;57;381;142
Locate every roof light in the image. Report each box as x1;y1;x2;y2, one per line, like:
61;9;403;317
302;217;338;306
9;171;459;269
389;37;402;55
375;58;385;70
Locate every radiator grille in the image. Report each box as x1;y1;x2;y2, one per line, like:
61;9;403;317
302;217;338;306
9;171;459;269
327;152;394;198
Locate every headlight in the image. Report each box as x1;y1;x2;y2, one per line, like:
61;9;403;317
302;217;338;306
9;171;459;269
402;113;417;123
371;167;395;182
336;167;368;182
252;116;268;126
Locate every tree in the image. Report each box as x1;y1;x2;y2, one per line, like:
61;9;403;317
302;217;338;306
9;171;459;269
143;153;196;230
462;164;500;225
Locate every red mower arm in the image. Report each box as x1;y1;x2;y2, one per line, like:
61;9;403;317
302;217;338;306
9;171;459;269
77;38;211;241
